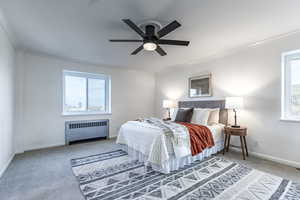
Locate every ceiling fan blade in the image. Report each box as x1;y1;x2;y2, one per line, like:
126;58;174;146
157;20;181;38
109;39;143;42
122;19;146;38
155;45;167;56
158;39;190;46
131;45;144;55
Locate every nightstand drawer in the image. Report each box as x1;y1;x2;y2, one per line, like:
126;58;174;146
225;130;247;136
224;127;247;136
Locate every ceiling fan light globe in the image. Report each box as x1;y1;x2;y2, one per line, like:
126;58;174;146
143;42;157;51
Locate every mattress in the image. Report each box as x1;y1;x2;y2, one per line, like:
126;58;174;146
116;121;225;173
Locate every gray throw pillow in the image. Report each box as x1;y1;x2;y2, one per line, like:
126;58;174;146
175;108;194;122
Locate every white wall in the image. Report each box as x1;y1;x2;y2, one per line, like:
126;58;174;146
0;23;15;176
15;51;155;153
155;32;300;167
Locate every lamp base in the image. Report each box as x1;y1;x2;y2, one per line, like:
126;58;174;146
231;125;241;128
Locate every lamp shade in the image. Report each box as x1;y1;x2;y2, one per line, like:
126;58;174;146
225;97;244;109
163;100;175;108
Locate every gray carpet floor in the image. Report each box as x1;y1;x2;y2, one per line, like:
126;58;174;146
0;139;299;200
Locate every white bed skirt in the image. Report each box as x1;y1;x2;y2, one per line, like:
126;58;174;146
120;140;224;174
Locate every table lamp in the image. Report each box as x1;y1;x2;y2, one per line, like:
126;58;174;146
225;97;244;128
163;100;175;120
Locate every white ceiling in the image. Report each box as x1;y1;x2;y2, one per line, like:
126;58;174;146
1;0;300;71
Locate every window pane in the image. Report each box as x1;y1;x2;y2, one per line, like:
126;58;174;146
290;60;300;115
88;78;106;112
65;76;87;112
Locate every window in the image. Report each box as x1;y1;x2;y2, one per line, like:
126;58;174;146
63;70;111;115
282;50;300;121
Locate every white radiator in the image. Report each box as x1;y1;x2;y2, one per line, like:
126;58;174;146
65;119;109;144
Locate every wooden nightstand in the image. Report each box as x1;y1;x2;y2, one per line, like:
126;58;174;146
223;126;248;160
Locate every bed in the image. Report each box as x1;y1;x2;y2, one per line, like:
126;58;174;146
116;100;228;174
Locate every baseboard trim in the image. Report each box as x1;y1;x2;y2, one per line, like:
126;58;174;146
22;142;65;153
230;147;300;169
21;137;114;153
0;153;15;178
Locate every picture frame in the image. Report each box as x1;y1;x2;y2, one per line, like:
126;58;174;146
189;74;212;98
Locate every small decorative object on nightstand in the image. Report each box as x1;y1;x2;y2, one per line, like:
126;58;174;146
163;100;175;120
225;97;244;128
223;126;248;160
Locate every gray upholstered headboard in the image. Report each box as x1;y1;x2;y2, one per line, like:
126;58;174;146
178;100;228;125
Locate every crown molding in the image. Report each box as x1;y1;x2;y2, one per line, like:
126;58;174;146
18;47;156;75
158;28;300;73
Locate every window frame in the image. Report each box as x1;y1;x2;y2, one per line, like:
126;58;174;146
281;50;300;122
62;70;111;116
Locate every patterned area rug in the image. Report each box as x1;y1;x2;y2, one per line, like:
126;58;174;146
71;149;300;200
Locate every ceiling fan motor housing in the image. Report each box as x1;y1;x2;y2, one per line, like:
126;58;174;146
144;25;157;43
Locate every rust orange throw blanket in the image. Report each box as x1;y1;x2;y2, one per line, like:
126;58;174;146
176;122;215;156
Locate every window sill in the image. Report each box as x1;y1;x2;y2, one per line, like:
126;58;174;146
280;118;300;123
62;112;112;116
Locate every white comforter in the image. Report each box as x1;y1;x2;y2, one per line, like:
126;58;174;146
116;120;224;166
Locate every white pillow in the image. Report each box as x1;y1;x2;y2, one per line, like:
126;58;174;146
191;108;211;125
207;108;220;125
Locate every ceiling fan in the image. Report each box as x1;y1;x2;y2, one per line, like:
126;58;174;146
109;19;190;56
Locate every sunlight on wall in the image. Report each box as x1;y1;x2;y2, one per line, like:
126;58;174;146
218;78;262;96
216;74;277;97
165;88;183;101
